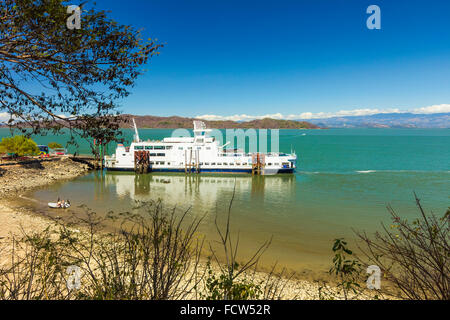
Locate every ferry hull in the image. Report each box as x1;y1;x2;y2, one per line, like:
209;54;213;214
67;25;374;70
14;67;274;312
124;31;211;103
105;167;295;174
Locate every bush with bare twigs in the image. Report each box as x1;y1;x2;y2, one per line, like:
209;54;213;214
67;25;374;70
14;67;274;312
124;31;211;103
355;194;449;300
0;201;205;300
202;185;297;300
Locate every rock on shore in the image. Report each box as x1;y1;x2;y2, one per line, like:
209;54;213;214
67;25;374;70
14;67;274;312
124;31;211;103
0;157;91;197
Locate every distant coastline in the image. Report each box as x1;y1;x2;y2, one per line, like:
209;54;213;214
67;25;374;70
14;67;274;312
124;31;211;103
2;112;449;129
121;115;322;129
0;115;320;130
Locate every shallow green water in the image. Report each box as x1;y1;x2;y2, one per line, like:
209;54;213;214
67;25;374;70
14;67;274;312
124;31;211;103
3;128;449;273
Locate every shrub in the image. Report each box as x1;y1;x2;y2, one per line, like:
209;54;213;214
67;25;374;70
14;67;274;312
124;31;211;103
355;194;449;300
0;135;39;157
0;201;205;300
201;185;289;300
48;142;63;149
203;260;262;300
328;238;363;299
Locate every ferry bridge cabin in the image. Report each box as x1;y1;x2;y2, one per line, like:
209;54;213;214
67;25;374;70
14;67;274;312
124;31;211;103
104;120;297;175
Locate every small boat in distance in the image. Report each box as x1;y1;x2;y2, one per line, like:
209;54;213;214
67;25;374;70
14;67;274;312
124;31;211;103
104;120;297;175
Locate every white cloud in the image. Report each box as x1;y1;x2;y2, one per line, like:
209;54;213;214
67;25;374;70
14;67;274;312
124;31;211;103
0;113;70;123
411;104;450;114
196;104;450;121
0;112;12;123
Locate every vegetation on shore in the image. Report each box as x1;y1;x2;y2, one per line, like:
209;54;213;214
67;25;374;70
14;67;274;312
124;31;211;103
355;195;449;300
0;136;39;157
48;142;63;149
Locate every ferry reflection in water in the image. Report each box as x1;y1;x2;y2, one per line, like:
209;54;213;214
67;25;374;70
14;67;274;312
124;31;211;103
102;172;296;214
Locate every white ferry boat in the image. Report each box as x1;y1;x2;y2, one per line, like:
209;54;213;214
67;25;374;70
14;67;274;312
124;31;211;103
104;120;297;175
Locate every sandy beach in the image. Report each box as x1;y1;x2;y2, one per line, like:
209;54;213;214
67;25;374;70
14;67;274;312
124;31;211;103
0;157;92;264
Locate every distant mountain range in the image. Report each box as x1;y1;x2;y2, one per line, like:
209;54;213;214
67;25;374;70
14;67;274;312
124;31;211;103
300;113;450;128
122;115;320;129
2;113;448;129
0;115;320;129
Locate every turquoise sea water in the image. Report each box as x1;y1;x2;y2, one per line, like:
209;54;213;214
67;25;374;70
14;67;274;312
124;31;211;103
2;128;449;274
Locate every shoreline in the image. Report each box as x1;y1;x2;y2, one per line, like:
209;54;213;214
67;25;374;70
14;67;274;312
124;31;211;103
0;157;92;242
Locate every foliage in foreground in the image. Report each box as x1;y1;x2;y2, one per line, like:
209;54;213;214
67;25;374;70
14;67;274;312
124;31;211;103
355;195;449;300
200;185;297;300
0;201;204;300
318;196;449;300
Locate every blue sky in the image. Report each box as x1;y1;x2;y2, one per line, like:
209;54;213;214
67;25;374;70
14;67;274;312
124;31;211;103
80;1;450;119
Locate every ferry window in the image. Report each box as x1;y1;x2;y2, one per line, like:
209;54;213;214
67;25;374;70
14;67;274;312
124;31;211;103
217;163;222;165
206;147;211;150
166;146;173;150
157;153;165;157
211;163;216;165
160;162;165;165
229;163;234;166
268;163;272;166
178;147;183;150
154;146;165;150
167;162;171;165
145;146;153;150
150;153;157;156
199;162;203;165
236;163;241;165
122;154;126;156
134;146;144;150
275;163;279;165
197;147;201;150
188;147;192;150
223;163;228;165
205;162;210;165
150;161;155;165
